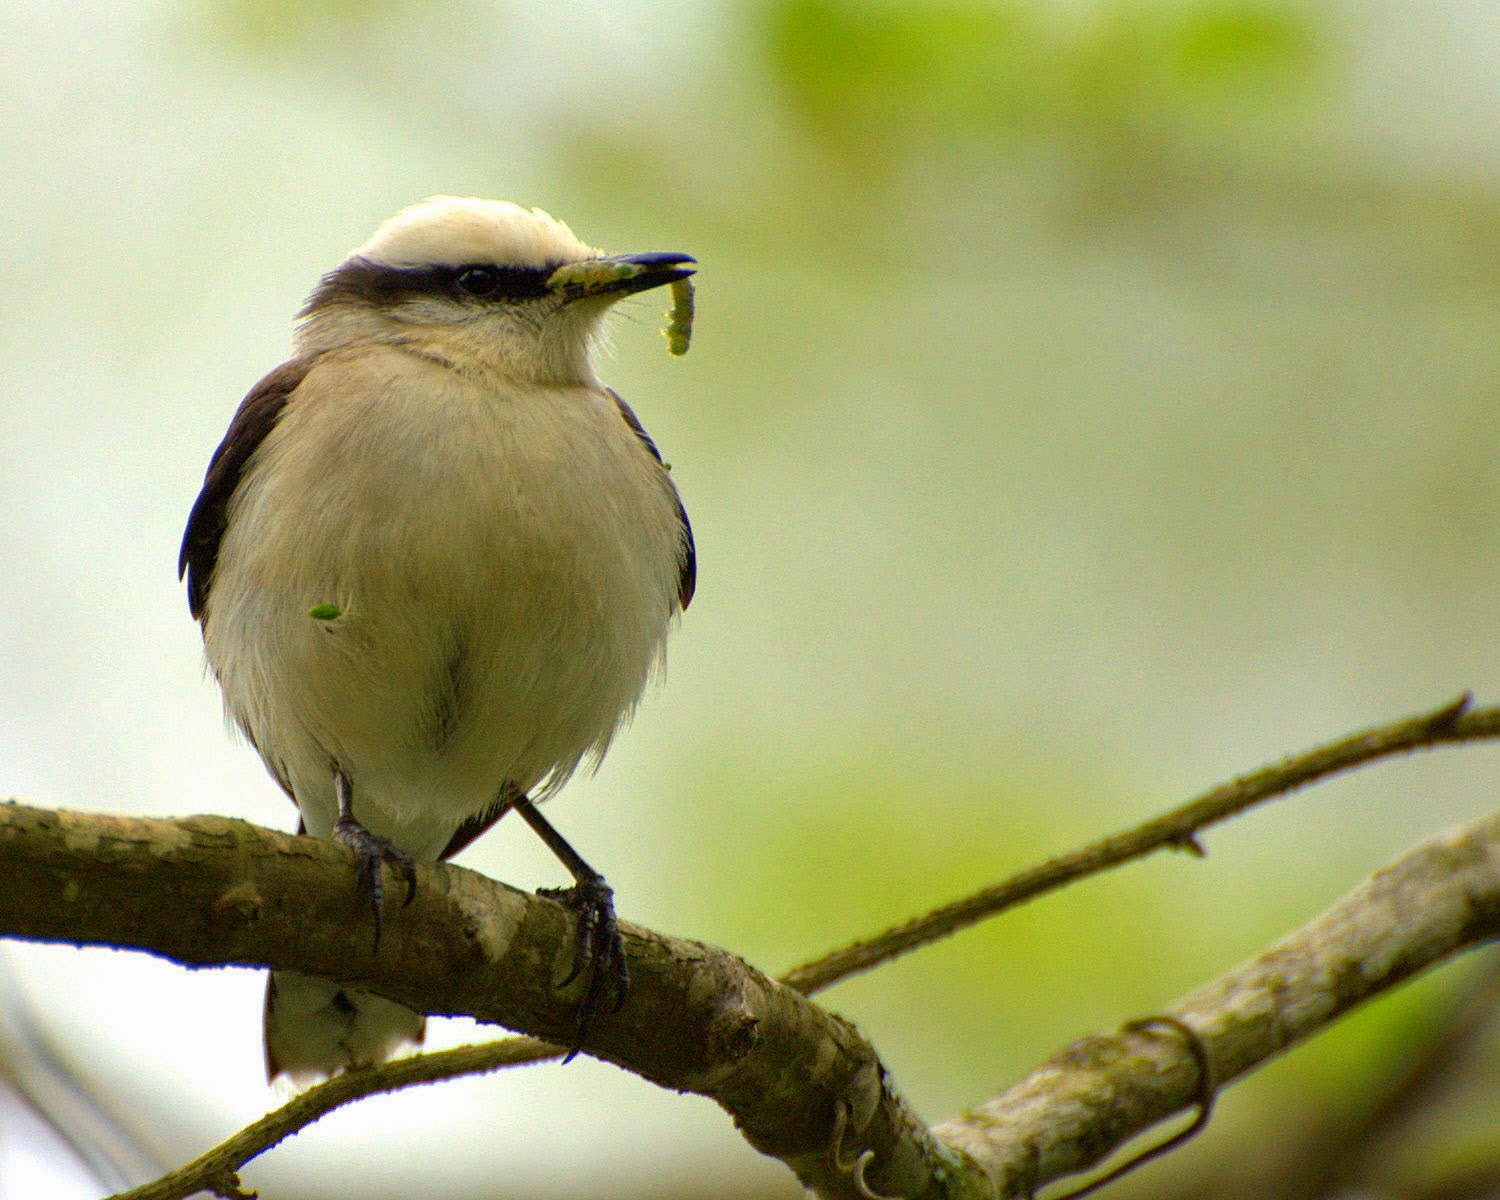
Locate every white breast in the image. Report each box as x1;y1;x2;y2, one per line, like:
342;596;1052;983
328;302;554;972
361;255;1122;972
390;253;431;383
203;345;684;858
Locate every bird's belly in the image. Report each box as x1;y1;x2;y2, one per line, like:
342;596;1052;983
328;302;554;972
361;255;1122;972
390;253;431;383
203;377;682;855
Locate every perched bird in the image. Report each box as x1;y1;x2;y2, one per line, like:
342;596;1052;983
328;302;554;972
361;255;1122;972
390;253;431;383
179;197;696;1083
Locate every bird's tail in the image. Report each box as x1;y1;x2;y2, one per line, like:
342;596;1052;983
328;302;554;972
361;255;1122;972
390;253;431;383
263;970;425;1086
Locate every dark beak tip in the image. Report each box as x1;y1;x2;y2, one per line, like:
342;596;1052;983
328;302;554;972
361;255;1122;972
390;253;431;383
622;251;695;271
549;251;697;297
609;251;697;291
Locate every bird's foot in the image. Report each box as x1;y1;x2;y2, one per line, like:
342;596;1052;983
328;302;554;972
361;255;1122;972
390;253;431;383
538;875;629;1061
332;814;417;953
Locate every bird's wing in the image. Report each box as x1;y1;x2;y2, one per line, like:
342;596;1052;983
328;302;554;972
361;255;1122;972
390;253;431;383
607;388;696;610
178;355;325;620
436;783;526;861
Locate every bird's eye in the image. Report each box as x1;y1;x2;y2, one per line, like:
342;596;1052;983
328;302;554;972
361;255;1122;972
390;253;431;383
455;266;500;297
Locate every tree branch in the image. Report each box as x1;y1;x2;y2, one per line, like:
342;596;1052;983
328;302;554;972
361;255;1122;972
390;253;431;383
4;697;1499;1198
784;693;1486;993
6;800;1500;1199
109;1037;556;1200
0;801;971;1200
937;806;1500;1196
1158;944;1500;1200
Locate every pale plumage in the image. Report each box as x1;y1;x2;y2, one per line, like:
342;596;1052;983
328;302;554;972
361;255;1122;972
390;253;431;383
181;197;695;1082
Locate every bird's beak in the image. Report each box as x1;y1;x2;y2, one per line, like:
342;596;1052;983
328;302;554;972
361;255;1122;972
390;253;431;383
547;252;696;301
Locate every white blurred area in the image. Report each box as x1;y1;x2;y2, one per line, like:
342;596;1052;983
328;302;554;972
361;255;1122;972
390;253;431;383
4;1;1500;1197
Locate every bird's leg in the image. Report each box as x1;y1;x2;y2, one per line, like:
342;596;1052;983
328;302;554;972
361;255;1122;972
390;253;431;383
330;767;417;953
510;792;629;1062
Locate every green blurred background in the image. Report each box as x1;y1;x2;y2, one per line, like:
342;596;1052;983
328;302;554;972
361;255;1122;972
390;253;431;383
2;1;1499;1196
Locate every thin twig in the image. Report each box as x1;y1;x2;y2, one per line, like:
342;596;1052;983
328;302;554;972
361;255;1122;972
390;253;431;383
106;1038;556;1200
782;693;1487;994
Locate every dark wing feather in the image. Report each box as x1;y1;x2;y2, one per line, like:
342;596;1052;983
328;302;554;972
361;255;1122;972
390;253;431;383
296;796;505;861
607;388;696;610
179;356;323;620
298;794;513;862
437;782;524;861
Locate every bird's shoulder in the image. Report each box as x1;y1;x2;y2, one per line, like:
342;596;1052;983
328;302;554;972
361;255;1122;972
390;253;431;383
178;354;326;619
606;388;696;611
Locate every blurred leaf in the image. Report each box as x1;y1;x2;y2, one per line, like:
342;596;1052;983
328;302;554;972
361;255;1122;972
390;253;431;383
758;0;1324;172
209;0;415;49
760;0;1045;164
1170;6;1320;99
1068;4;1321;127
668;756;1195;1016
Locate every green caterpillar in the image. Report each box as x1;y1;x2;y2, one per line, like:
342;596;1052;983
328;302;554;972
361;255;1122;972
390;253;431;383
664;278;694;357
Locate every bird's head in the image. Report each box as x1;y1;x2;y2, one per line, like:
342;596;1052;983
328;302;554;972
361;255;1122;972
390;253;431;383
293;196;695;385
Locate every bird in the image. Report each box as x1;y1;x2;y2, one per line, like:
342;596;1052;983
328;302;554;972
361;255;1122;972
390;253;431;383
178;196;696;1084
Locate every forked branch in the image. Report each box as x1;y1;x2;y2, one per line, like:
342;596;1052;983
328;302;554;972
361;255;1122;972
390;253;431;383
0;696;1494;1198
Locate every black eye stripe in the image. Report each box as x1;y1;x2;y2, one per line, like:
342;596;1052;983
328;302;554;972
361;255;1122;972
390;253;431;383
449;263;553;299
301;256;556;314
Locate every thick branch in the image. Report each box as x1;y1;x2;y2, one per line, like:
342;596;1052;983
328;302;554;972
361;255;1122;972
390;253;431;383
0;801;973;1200
936;806;1500;1196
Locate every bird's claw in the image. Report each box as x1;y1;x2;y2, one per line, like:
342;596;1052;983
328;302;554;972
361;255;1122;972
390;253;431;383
332;814;417;953
538;876;629;1061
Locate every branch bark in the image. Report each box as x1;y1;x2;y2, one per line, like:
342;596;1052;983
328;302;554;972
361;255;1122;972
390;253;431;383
3;798;1500;1198
5;697;1500;1199
0;800;969;1200
938;806;1500;1195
